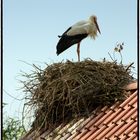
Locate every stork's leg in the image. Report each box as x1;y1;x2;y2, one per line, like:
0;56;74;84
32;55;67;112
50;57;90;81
77;42;80;62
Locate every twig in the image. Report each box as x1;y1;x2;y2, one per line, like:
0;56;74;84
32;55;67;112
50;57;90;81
125;62;134;71
3;89;24;101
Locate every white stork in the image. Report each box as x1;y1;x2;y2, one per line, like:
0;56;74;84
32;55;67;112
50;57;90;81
56;15;101;61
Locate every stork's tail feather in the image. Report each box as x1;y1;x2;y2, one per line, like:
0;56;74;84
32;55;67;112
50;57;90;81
56;35;73;55
56;51;59;56
58;35;62;38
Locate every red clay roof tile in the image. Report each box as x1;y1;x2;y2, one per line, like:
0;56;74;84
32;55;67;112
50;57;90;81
125;81;137;90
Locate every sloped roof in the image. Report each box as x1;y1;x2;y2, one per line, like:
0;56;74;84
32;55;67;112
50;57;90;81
20;82;138;140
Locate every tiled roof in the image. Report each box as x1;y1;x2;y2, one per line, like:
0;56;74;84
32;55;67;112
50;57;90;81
20;82;138;140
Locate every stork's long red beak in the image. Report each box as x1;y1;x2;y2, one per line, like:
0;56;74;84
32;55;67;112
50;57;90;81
95;20;101;34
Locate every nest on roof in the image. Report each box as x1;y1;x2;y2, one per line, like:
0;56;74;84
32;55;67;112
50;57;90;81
22;59;134;131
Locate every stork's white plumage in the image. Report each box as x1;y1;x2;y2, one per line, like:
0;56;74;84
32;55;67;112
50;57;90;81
56;15;101;61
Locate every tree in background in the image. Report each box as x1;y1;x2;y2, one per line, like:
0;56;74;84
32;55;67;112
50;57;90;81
3;103;26;140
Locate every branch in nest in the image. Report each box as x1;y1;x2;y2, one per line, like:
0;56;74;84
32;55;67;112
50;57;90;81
125;62;134;71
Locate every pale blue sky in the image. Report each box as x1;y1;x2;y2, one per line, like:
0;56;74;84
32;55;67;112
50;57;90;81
3;0;137;119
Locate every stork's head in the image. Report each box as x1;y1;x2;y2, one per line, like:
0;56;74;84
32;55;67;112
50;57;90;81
89;15;101;34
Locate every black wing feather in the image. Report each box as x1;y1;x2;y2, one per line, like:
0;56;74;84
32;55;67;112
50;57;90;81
56;27;88;55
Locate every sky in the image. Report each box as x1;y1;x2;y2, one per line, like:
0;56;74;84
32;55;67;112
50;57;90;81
3;0;137;122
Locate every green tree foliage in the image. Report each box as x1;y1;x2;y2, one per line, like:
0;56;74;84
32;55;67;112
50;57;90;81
3;103;26;140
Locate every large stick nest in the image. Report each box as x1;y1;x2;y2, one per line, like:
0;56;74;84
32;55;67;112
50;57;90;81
22;59;133;131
